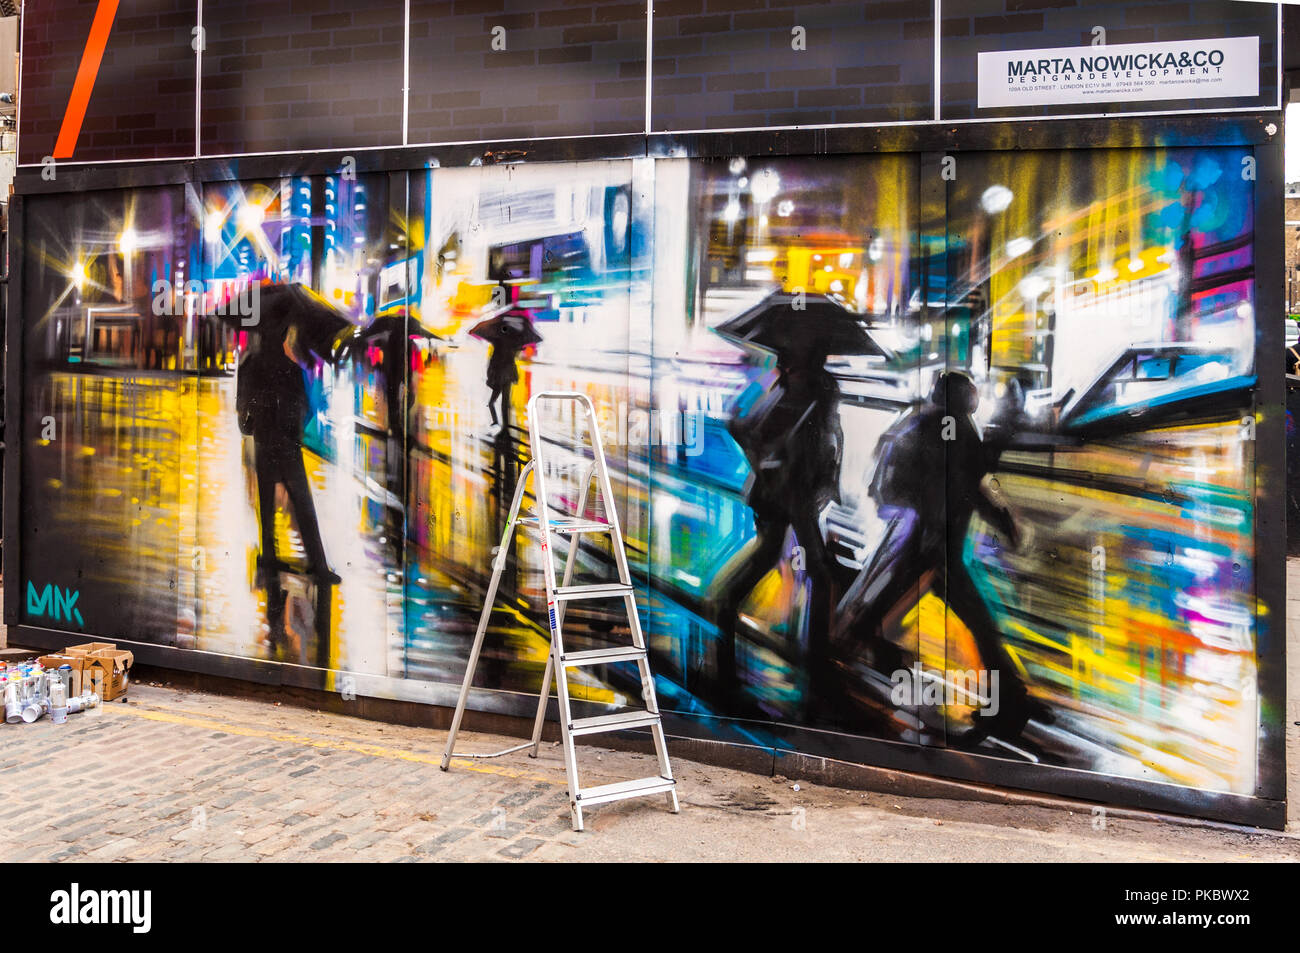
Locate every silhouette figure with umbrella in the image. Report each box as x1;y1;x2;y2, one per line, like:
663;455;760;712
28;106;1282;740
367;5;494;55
336;309;442;444
227;283;352;587
835;371;1041;746
470;310;542;428
712;291;891;718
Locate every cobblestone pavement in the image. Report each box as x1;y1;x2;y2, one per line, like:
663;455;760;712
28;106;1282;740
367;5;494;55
0;684;1295;862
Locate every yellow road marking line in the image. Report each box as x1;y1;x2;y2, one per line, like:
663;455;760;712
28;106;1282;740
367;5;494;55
110;703;563;786
137;698;564;762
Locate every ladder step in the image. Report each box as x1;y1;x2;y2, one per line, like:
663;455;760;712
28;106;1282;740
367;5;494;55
552;583;634;601
518;516;612;534
575;775;676;807
562;646;646;668
569;709;661;737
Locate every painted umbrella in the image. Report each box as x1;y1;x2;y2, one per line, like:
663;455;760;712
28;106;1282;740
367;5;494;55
335;311;444;362
468;310;544;349
713;291;893;364
213;282;355;363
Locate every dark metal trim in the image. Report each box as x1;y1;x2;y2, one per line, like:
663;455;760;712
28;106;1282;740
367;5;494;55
12;116;1280;198
746;718;1287;831
3;194;23;627
1251;126;1288;804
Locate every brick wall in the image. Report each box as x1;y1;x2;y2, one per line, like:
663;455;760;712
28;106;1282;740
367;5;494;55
201;0;405;155
19;0;196;164
941;0;1279;119
651;0;934;131
408;0;647;144
17;0;1284;163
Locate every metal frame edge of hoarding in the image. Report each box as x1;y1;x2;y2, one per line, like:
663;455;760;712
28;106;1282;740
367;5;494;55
9;115;1280;197
2;109;1288;830
3;194;23;628
1251;116;1287;805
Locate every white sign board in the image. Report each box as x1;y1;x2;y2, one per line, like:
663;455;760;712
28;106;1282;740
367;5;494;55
978;36;1260;109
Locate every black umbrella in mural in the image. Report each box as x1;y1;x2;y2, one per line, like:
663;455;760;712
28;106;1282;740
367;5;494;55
212;282;355;362
468;310;544;349
711;290;881;513
470;310;543;428
336;309;444;441
335;311;444;362
713;291;893;365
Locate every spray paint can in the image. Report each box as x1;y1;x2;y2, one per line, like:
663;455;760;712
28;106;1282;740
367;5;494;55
67;692;100;714
3;677;20;724
19;670;47;723
48;672;68;724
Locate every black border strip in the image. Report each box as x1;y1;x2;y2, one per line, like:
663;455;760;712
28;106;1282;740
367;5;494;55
1252;110;1287;804
3;194;22;627
12;115;1277;196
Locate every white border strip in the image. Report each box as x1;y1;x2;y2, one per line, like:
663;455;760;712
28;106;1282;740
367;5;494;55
402;0;410;146
194;0;203;158
13;0;22;164
645;0;653;135
934;0;941;121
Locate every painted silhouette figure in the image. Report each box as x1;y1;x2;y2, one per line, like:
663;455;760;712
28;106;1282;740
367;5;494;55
485;342;520;427
338;312;441;497
237;323;339;585
470;310;542;429
714;357;844;712
837;371;1038;744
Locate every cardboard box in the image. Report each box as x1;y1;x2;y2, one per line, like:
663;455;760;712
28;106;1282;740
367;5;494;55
36;653;80;670
43;644;133;699
36;653;91;694
81;648;133;701
65;642;118;658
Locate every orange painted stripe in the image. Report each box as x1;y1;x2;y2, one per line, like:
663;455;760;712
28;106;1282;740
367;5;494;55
52;0;121;159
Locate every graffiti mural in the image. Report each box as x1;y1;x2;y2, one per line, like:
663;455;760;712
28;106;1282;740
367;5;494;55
14;145;1268;807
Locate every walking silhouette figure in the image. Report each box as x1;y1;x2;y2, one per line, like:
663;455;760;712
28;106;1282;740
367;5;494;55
837;371;1040;745
714;357;843;716
237;324;339;586
486;342;520;427
470;310;541;429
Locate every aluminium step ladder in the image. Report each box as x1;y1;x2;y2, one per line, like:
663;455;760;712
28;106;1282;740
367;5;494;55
440;391;678;832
